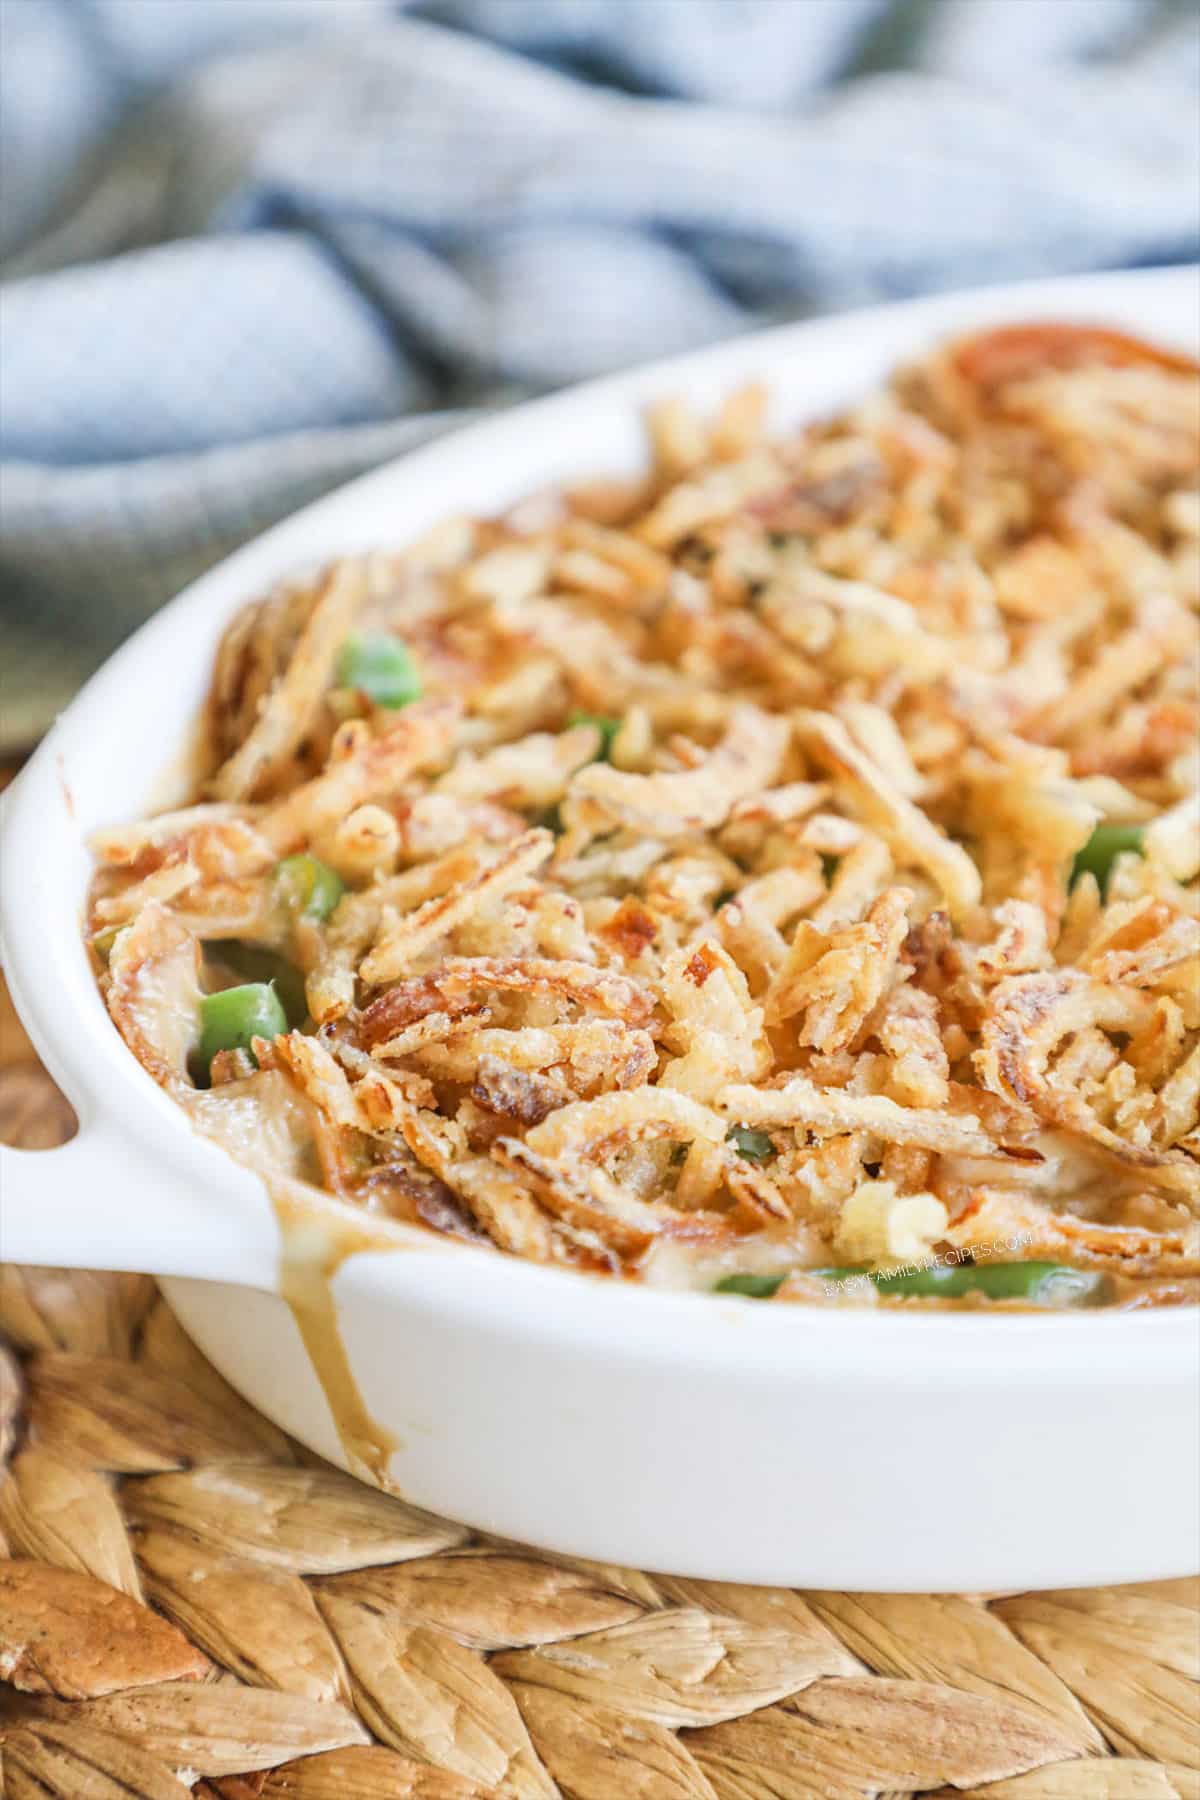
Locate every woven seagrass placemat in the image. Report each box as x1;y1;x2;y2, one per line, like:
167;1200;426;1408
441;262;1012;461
1;970;1197;1799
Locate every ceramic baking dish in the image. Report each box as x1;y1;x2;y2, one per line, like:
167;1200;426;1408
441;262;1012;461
2;265;1198;1590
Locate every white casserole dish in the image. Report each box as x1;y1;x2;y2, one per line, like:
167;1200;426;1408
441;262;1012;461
2;266;1198;1591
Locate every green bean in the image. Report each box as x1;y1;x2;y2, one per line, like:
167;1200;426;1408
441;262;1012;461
815;1261;1113;1306
714;1260;1114;1306
194;982;288;1084
208;944;307;1027
714;1272;786;1298
726;1125;777;1163
1070;823;1144;895
277;852;344;923
568;710;621;760
337;632;422;709
90;924;123;963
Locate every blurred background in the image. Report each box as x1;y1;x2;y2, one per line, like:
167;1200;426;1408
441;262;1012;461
1;0;1197;751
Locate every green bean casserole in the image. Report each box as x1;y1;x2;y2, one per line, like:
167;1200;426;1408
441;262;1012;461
89;322;1200;1310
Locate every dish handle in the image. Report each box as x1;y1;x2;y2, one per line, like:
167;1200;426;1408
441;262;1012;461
0;1119;281;1290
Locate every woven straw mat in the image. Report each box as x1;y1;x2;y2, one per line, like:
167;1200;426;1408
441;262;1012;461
0;969;1197;1800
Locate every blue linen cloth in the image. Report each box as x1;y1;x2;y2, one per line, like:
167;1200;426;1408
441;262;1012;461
1;0;1197;745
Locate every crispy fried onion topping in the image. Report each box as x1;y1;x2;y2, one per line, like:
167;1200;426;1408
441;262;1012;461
88;328;1200;1295
105;903;204;1091
977;971;1200;1201
569;704;788;838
